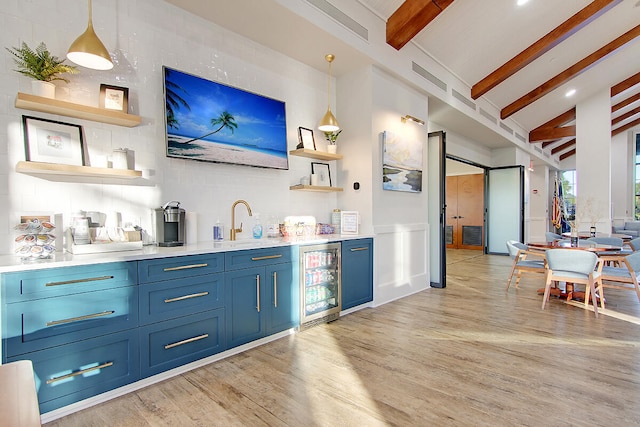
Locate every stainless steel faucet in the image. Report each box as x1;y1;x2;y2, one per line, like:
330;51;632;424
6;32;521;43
230;199;253;240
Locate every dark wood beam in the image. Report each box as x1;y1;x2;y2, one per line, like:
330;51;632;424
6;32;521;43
611;70;640;97
535;108;576;130
386;0;455;50
542;139;561;149
551;139;576;155
501;23;640;119
612;92;640;113
612;106;640;126
560;149;576;160
612;117;640;136
529;125;576;142
471;0;621;99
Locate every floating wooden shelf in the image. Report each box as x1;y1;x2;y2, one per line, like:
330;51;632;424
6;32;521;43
15;92;142;127
16;161;151;186
289;148;343;161
289;184;343;192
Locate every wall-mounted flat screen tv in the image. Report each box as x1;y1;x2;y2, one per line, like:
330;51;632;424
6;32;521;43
163;66;289;170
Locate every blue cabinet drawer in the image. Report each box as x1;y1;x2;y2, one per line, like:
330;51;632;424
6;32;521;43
3;286;138;359
1;262;137;303
139;309;225;378
139;273;224;325
138;253;224;284
225;247;293;271
7;329;139;414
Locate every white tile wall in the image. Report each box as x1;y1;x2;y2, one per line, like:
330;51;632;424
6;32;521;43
0;0;340;253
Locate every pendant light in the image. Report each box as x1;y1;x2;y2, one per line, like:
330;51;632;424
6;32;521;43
67;0;113;70
318;54;340;132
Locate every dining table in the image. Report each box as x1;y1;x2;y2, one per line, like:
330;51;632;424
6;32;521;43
560;231;632;242
527;240;623;302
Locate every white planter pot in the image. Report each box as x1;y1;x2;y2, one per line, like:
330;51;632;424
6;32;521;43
327;145;337;154
31;81;55;99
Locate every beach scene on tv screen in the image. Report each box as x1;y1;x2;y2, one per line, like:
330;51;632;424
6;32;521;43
164;67;289;169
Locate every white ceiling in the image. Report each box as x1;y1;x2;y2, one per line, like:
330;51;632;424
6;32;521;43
165;0;640;155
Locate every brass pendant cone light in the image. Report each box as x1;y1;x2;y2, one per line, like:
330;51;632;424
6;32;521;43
318;54;340;132
67;0;114;70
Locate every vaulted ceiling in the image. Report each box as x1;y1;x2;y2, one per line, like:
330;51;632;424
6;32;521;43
167;0;640;161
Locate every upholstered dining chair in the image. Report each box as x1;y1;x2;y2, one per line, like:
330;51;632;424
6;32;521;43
505;240;546;291
543;249;602;318
545;232;563;242
585;236;624;248
589;250;640;305
628;237;640;251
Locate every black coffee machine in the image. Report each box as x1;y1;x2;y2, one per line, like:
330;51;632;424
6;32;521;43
153;201;186;246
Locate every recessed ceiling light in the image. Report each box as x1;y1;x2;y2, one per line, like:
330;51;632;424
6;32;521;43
565;89;576;97
517;0;530;6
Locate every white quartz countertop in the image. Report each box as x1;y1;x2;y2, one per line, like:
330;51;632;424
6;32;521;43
0;234;374;273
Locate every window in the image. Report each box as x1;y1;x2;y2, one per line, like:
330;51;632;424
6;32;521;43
635;133;640;219
561;170;576;221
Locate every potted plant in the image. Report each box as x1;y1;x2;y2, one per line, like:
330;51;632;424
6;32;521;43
6;42;78;99
323;130;341;154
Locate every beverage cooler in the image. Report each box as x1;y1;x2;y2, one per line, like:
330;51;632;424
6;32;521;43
300;243;341;329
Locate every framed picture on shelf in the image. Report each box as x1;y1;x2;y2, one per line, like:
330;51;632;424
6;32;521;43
341;211;359;234
100;84;129;112
311;162;331;186
22;116;85;166
297;127;316;150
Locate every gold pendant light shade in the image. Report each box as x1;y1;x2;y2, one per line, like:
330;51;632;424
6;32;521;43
318;54;340;132
67;0;113;70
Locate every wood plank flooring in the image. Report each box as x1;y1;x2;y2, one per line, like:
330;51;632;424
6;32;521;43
45;250;640;426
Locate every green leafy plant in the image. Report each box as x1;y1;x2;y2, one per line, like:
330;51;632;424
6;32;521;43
6;42;78;83
323;130;342;145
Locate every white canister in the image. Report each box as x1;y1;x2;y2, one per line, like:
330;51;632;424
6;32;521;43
112;149;128;169
310;174;319;186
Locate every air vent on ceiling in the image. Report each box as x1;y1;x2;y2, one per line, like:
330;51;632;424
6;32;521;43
479;108;497;124
306;0;368;40
452;89;476;110
515;133;526;143
534;146;543;153
499;122;513;134
412;62;447;92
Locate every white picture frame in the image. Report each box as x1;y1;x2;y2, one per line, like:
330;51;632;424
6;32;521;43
340;211;359;234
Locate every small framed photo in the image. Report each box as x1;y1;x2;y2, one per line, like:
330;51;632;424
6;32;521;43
297;127;316;150
311;162;331;187
100;84;129;112
22;116;85;166
341;211;359;235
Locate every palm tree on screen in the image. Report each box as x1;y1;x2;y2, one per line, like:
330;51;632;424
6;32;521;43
181;111;238;143
165;69;190;129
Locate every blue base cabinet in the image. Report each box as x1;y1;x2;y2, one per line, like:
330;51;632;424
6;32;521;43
341;238;374;310
225;247;299;349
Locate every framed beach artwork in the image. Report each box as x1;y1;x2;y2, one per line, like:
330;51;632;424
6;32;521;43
382;130;423;193
163;66;289;170
22;116;85;166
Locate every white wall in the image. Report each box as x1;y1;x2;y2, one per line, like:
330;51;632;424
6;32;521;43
0;0;343;253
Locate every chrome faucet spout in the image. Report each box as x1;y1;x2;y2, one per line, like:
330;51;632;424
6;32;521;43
230;199;253;240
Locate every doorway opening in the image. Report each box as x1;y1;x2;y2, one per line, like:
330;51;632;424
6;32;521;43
445;157;485;250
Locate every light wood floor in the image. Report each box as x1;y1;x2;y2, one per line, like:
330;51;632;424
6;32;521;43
45;250;640;426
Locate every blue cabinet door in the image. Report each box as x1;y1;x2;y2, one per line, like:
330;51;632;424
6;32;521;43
265;262;298;335
225;266;266;348
341;238;374;310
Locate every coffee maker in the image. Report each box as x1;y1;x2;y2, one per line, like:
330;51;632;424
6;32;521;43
153;201;186;246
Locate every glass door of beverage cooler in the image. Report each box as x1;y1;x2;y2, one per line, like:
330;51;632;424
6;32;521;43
300;243;341;327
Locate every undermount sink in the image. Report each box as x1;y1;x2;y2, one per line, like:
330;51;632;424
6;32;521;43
212;239;273;249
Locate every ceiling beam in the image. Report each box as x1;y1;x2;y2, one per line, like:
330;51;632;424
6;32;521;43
611;70;640;97
386;0;455;50
501;23;640;120
612;106;640;126
560;149;576;160
542;139;561;148
471;0;621;99
612;117;640;136
612;91;640;113
529;125;576;142
551;139;576;155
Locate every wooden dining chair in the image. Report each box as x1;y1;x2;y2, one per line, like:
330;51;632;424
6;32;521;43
505;240;546;291
543;249;602;318
628;237;640;251
589;250;640;305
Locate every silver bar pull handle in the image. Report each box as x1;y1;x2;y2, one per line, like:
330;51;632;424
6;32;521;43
164;291;209;303
256;274;261;312
46;310;115;327
251;254;282;261
164;334;209;349
46;276;113;286
350;247;369;252
273;271;278;308
163;263;208;272
46;362;113;384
